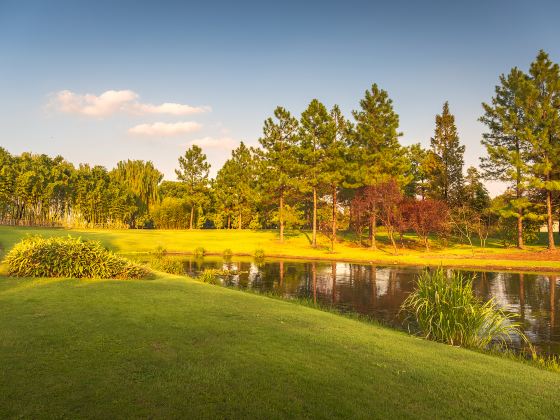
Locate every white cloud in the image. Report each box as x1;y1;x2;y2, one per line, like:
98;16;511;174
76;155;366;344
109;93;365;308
128;121;202;136
133;102;211;115
186;136;237;149
52;89;210;117
55;89;138;117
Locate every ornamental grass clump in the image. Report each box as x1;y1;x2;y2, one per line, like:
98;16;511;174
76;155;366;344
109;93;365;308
401;268;527;350
4;236;149;279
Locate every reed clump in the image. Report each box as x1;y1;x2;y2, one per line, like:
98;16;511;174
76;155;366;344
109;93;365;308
401;268;527;350
4;236;149;279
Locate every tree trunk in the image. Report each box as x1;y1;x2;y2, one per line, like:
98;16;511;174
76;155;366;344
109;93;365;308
517;212;524;249
331;186;337;251
547;184;556;250
369;210;377;250
312;187;317;248
279;190;284;243
189;206;194;229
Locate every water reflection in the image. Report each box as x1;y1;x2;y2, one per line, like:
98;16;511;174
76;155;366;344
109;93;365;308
140;255;560;355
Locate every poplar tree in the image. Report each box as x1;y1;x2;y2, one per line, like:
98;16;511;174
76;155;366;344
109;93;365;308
175;145;211;229
258;107;299;242
426;102;465;206
479;67;533;248
351;84;408;249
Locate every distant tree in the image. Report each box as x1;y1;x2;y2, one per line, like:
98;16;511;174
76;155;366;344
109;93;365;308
351;84;409;249
214;142;258;229
404;143;429;199
480;67;534;249
426;102;465;206
524;50;560;250
111;159;163;221
258;107;299;242
463;166;490;212
175;145;211;229
403;198;449;250
375;179;404;254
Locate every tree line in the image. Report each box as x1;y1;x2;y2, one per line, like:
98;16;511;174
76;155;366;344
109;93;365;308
1;50;559;250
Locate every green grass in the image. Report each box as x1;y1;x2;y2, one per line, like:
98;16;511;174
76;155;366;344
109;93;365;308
2;226;560;272
1;273;559;418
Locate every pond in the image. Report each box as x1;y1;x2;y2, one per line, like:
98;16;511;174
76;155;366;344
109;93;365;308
138;255;560;355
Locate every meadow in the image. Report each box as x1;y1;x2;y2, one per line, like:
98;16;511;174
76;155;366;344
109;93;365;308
2;226;560;272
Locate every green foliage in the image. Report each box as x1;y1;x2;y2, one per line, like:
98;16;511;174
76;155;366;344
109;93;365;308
222;248;233;258
254;248;265;259
149;257;184;275
199;268;222;284
193;246;205;258
3;236;149;279
425;102;465;206
401;268;526;350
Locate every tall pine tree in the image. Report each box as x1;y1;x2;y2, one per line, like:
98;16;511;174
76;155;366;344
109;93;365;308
426;102;465;206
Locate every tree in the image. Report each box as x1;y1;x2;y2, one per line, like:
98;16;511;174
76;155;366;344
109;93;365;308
214;142;258;229
404;143;429;199
299;99;337;247
480;67;534;249
258;107;299;242
351;84;409;249
426;102;465;206
111;159;163;225
175;145;211;229
375;179;404;254
525;50;560;250
463;167;490;212
403;198;449;250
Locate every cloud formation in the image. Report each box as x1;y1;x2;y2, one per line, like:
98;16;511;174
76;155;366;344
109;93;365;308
128;121;202;136
53;89;210;117
186;136;237;149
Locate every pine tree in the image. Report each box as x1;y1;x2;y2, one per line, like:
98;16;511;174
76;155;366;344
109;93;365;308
299;99;335;247
175;145;211;229
479;67;533;248
258;107;299;242
525;50;560;250
351;84;409;249
404;143;429;199
463;167;490;212
426;102;465;206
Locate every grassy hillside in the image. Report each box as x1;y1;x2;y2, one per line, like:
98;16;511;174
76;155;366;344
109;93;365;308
0;273;559;418
2;226;560;272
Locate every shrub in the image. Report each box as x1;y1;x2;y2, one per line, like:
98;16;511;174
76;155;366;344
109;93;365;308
254;249;265;259
151;245;167;257
401;268;527;350
193;247;205;258
199;269;221;285
3;236;149;279
149;257;184;275
223;248;233;258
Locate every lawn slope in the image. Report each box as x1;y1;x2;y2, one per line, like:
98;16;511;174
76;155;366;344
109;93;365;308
0;274;558;418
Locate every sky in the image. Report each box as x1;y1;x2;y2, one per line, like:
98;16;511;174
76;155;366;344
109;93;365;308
1;0;559;195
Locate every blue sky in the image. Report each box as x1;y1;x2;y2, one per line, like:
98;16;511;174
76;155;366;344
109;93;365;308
1;0;559;194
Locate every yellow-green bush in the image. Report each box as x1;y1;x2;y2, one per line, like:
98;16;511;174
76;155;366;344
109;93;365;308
4;236;149;279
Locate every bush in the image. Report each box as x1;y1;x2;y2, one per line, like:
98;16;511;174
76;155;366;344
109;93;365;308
149;257;184;275
193;247;205;258
254;249;265;259
401;268;526;350
199;269;221;285
3;236;149;279
223;248;233;258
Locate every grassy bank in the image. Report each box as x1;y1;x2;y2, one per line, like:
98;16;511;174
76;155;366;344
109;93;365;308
0;273;559;418
2;226;560;272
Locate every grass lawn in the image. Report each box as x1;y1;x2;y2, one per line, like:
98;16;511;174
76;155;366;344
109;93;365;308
2;225;560;272
1;273;559;418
